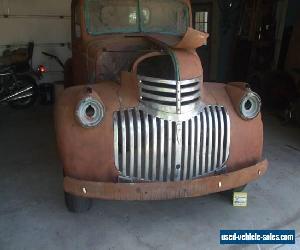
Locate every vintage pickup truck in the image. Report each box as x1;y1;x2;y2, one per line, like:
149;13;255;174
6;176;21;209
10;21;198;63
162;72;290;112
55;0;268;212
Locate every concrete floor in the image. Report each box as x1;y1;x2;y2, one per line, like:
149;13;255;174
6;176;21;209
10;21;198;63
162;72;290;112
0;105;300;250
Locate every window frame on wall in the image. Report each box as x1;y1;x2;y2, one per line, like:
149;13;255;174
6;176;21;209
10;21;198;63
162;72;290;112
194;10;209;34
192;3;212;81
72;1;82;39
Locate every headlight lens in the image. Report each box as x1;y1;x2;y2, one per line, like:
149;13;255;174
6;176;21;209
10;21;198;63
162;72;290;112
240;91;261;120
76;97;105;128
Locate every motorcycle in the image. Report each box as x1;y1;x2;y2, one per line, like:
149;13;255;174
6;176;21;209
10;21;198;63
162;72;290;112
0;42;45;109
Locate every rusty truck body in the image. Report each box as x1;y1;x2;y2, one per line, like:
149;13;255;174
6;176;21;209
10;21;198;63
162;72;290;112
55;0;268;212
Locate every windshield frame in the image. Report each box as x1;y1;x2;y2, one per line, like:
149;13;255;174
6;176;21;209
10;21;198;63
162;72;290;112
84;0;190;36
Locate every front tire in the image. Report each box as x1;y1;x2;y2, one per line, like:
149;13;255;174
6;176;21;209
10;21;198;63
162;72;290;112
220;185;247;200
64;192;93;213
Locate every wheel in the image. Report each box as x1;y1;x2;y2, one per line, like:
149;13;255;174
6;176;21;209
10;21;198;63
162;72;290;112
9;75;38;109
64;192;93;213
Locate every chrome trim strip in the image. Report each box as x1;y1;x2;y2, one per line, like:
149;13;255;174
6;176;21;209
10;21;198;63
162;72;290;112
136;110;142;179
138;75;200;86
207;107;213;171
195;115;201;176
175;122;182;181
189;118;195;179
138;75;177;85
181;85;201;93
152;116;158;181
144;113;150;180
212;106;219;169
141;84;177;94
201;110;207;174
167;121;172;181
225;109;231;163
181;92;201;102
218;106;224;167
159;120;165;181
128;111;135;177
113;113;119;172
138;102;203;122
180;78;201;85
120;111;127;175
183;121;189;180
142;92;176;102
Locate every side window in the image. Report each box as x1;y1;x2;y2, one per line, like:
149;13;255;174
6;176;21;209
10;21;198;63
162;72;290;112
74;4;81;38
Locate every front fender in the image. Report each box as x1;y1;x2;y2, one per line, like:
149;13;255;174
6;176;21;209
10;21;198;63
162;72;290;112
202;82;264;172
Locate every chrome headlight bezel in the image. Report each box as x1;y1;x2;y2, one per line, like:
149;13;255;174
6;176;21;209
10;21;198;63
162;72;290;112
75;96;105;128
239;91;261;120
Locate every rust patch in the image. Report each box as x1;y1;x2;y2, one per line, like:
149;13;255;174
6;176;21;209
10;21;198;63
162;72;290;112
64;160;268;200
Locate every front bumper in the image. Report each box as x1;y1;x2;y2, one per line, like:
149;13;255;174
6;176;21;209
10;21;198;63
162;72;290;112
64;160;268;201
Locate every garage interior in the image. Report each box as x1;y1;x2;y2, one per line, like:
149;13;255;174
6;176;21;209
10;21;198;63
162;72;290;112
0;0;300;249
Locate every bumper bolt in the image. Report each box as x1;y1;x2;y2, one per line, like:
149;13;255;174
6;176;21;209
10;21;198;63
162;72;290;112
82;187;87;194
218;181;222;188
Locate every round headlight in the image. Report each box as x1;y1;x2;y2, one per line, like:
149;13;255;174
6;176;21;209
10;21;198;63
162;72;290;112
76;97;105;128
240;91;261;120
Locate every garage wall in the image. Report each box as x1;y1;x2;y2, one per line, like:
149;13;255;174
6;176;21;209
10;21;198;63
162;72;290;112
191;0;220;81
0;0;72;83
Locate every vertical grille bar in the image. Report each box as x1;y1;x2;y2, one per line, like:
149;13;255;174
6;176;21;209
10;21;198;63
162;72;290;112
201;110;207;174
144;113;150;180
225;108;231;163
120;111;127;175
152;116;158;181
207;107;213;171
136;110;142;179
113;113;119;172
183;121;189;180
212;106;219;169
114;106;230;182
218;106;225;167
159;120;165;181
128;111;135;177
189;118;195;178
175;122;182;181
166;121;173;181
195;115;201;176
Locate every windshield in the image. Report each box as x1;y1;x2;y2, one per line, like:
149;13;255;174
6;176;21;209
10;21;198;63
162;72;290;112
85;0;189;35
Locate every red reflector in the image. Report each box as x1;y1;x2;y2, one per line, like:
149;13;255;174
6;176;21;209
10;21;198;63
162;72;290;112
38;65;47;73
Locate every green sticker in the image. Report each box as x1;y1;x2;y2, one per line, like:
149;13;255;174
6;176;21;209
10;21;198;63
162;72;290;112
233;192;248;207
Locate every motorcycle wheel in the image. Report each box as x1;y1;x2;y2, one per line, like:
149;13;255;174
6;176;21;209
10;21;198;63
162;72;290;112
9;75;38;109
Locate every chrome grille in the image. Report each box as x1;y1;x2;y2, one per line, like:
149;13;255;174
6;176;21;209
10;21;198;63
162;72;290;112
138;75;201;114
113;106;230;182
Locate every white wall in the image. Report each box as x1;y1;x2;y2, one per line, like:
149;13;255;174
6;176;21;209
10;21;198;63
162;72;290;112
0;0;72;83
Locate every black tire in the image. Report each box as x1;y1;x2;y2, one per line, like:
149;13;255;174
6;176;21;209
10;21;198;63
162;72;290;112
64;192;93;213
9;75;38;109
220;185;247;199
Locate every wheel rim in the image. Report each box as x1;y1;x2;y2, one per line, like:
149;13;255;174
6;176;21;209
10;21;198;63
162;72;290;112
12;81;36;106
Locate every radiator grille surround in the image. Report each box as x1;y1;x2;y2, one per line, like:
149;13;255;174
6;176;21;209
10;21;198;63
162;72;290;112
138;75;201;114
113;106;230;182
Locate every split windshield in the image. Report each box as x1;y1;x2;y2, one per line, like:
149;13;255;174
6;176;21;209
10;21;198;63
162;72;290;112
85;0;189;35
